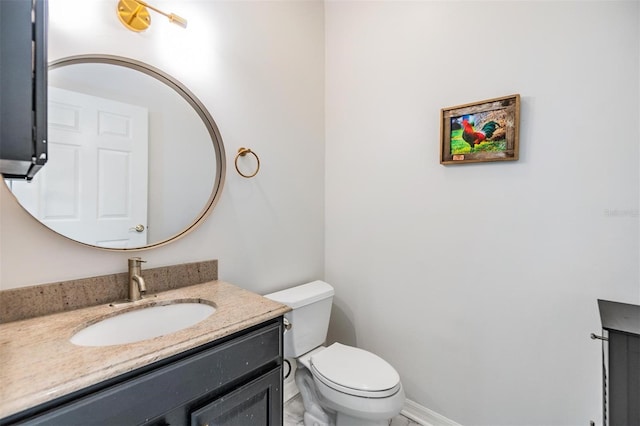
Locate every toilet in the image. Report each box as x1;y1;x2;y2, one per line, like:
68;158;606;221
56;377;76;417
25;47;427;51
265;280;405;426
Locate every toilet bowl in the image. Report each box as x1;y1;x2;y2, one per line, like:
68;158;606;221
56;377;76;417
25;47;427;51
300;343;405;426
265;281;405;426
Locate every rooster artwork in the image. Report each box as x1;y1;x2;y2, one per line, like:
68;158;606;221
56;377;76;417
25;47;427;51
449;112;507;155
461;119;499;149
441;94;520;164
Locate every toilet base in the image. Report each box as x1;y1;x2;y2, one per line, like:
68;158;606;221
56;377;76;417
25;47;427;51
295;365;336;426
336;412;389;426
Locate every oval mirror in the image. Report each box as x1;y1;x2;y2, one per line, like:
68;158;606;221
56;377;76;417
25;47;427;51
3;55;225;250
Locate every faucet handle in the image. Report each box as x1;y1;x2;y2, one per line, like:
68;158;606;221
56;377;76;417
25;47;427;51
128;257;147;265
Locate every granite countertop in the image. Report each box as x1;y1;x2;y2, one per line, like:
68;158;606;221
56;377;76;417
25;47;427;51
0;280;290;419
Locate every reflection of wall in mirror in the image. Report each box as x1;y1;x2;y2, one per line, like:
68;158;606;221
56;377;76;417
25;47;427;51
48;64;216;243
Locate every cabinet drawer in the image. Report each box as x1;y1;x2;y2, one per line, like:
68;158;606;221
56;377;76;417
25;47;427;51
16;321;282;426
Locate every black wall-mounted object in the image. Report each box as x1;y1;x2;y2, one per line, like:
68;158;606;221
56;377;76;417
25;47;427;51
0;0;48;181
596;299;640;426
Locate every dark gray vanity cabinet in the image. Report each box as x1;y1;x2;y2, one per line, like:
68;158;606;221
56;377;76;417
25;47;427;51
1;318;283;426
597;300;640;426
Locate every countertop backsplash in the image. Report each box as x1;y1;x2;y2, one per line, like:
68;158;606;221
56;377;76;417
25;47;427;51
0;259;218;323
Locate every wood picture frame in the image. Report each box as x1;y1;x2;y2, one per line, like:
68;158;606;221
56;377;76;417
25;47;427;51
440;94;520;165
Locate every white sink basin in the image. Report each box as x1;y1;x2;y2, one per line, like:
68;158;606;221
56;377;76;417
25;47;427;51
70;301;216;347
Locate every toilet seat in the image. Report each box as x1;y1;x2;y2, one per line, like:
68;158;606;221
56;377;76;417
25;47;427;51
310;343;401;398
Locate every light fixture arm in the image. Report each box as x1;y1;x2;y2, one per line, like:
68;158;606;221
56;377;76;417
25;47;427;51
135;0;187;28
117;0;187;32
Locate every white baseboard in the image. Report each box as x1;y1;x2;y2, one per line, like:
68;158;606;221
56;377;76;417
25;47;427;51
401;399;461;426
284;380;300;403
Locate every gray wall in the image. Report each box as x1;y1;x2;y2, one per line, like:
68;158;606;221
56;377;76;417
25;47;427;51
325;1;639;424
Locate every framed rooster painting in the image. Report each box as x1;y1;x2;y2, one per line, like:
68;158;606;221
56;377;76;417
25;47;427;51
440;94;520;165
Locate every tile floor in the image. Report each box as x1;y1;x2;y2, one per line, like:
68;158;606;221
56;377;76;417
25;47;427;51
284;394;422;426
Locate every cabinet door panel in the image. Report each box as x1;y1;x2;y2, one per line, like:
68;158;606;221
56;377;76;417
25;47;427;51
609;331;640;426
190;368;282;426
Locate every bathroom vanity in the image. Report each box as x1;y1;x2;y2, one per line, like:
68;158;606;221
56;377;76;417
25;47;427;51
0;278;290;426
4;319;283;425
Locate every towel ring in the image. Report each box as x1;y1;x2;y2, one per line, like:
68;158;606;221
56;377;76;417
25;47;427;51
234;147;260;178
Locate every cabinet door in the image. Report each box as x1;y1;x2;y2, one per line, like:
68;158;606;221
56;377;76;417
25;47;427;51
190;368;282;426
609;331;640;426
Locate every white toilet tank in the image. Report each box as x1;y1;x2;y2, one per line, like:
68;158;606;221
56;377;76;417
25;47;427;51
265;280;334;358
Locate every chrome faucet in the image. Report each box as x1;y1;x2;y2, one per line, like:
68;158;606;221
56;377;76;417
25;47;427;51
128;257;147;301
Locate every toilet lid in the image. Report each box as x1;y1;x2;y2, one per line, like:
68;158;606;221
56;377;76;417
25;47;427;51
310;343;401;398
